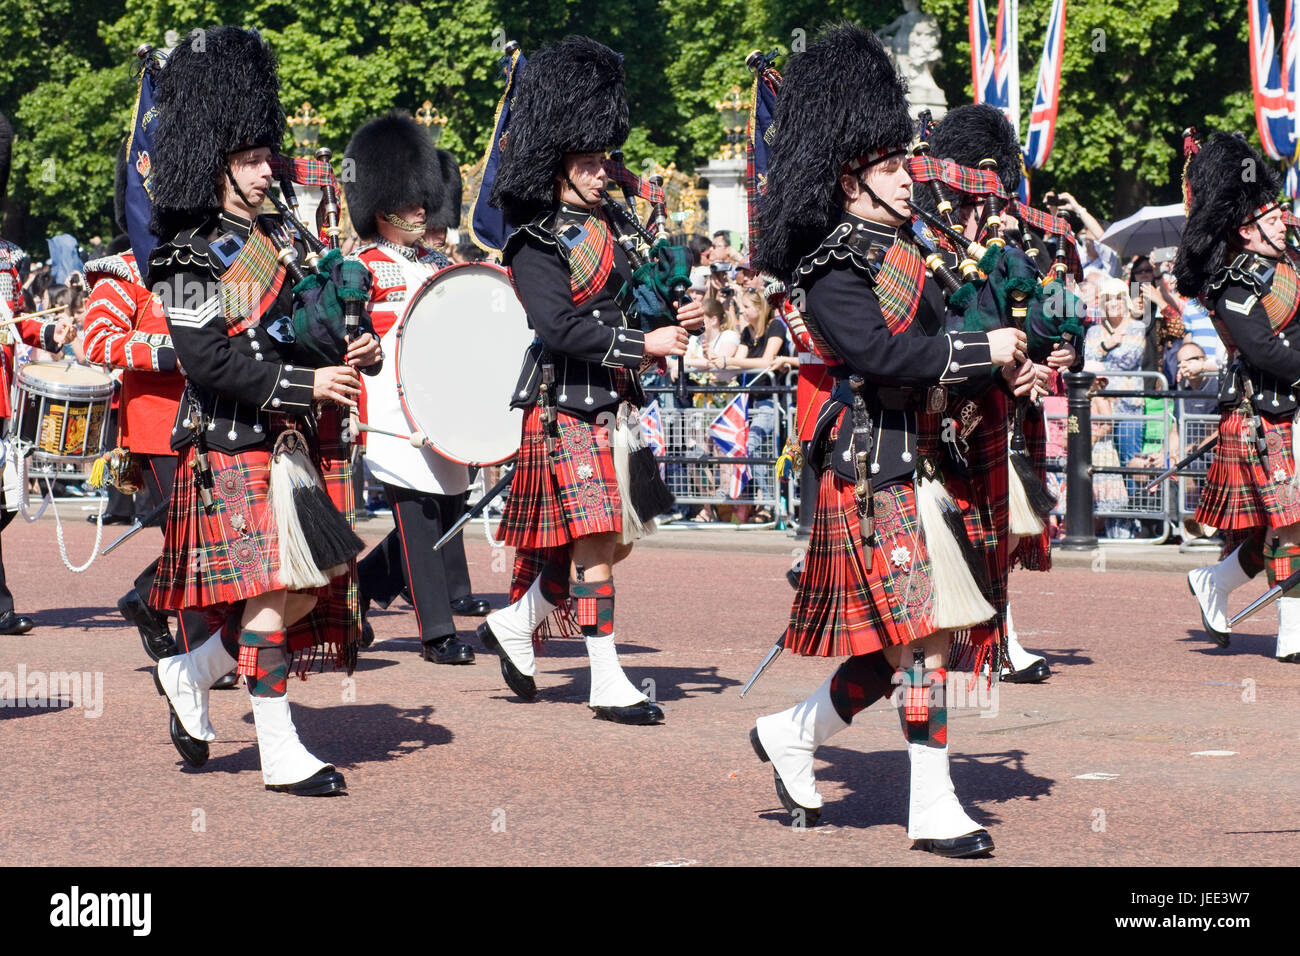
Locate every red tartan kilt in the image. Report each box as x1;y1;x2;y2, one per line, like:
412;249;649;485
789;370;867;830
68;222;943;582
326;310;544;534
1196;408;1300;531
955;391;1010;608
786;469;938;657
497;405;622;548
151;426;359;664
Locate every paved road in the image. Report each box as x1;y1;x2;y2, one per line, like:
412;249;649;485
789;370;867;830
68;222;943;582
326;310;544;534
1;511;1296;866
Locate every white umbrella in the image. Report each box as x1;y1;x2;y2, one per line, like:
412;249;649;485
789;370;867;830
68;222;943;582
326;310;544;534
1098;203;1186;259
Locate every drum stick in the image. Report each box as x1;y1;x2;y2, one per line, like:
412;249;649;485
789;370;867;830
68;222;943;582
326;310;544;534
354;420;429;448
5;304;68;322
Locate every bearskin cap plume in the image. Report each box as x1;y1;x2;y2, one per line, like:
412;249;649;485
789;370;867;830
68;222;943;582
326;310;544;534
929;103;1023;197
754;23;914;280
150;26;285;237
344;112;446;240
489;35;629;226
1174;132;1280;297
431;149;463;229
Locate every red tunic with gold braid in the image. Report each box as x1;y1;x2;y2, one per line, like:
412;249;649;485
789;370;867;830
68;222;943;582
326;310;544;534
82;251;186;456
0;237;62;421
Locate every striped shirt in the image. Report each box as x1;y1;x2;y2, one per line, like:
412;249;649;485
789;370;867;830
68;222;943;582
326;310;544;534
1181;299;1224;369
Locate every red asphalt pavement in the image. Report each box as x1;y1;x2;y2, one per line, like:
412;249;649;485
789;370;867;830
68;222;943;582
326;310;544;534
1;511;1298;866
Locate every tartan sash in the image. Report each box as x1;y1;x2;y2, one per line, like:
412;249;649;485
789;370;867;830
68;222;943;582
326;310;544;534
219;224;285;334
1262;259;1300;331
876;239;927;335
563;214;616;305
603;158;666;207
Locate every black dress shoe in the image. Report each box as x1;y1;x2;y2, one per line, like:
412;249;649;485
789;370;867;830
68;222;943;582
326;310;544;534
786;568;801;591
1279;653;1300;663
592;700;664;725
1001;659;1051;684
153;670;208;768
914;829;995;858
211;670;240;690
0;610;35;635
266;766;347;796
477;622;537;700
450;596;492;616
750;727;821;826
89;513;133;525
421;635;476;664
119;590;177;661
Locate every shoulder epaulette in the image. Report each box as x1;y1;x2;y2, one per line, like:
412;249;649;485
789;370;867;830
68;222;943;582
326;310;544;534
84;253;141;287
501;211;562;267
792;221;887;287
1208;252;1275;298
147;224;217;282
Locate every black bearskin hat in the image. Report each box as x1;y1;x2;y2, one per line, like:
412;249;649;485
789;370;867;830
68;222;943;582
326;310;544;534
114;139;129;235
1174;132;1280;297
0;112;13;203
431;149;463;229
150;26;285;237
489;35;629;226
343;112;445;240
929;103;1023;197
754;23;914;280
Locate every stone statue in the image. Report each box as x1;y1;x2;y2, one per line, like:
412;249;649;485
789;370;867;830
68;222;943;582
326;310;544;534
878;0;947;119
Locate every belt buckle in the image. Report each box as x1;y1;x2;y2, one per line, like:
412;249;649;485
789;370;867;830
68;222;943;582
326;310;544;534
926;386;948;414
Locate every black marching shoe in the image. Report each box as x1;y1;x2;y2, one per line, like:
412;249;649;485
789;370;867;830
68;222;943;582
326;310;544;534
119;590;177;661
266;767;347;796
913;830;995;858
477;622;537;699
359;596;375;649
1001;659;1051;684
450;596;491;616
1279;653;1300;663
592;700;664;725
152;669;208;768
211;670;240;690
421;634;476;664
786;568;801;591
750;727;821;825
0;610;35;635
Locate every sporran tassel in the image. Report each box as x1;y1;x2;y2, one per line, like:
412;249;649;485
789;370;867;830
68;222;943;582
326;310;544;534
914;463;995;629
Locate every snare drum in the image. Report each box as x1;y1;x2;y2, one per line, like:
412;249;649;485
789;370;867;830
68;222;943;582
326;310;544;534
10;362;114;463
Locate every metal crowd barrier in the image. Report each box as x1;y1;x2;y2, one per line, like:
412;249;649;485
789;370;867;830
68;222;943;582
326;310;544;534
1058;368;1226;551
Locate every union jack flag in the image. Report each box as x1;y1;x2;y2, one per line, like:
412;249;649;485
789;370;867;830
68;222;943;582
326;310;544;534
1023;0;1066;172
708;393;750;499
1249;0;1300;195
972;0;998;108
642;400;667;478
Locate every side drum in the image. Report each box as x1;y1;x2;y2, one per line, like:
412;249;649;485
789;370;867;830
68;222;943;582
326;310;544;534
10;362;115;464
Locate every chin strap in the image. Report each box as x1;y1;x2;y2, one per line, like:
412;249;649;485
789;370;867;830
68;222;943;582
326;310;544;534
223;166;258;213
381;212;425;236
563;172;601;208
858;172;910;227
1256;221;1287;256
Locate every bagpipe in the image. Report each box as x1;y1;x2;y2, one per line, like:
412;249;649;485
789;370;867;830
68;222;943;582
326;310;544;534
259;153;373;368
600;157;695;405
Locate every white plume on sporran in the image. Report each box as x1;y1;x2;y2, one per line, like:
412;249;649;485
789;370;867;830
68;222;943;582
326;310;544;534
914;467;995;629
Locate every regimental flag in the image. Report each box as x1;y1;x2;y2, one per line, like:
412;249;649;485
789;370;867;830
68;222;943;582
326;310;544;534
466;45;527;256
709;392;751;499
124;51;164;276
745;53;782;251
642;399;666;478
1024;0;1067;172
1249;0;1300;196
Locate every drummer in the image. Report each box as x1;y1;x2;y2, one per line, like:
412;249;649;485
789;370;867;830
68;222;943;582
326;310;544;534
0;111;76;635
345;112;488;665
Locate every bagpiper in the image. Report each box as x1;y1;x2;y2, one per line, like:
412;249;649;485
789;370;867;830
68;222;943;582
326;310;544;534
147;26;381;794
922;103;1084;684
749;23;1026;857
346;111;485;666
481;35;690;724
1175;132;1300;663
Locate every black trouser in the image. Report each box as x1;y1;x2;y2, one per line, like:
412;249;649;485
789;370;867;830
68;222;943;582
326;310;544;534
357;482;472;644
0;504;15;617
134;452;209;651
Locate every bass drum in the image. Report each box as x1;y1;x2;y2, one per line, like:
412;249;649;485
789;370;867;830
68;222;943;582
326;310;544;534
394;262;532;466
